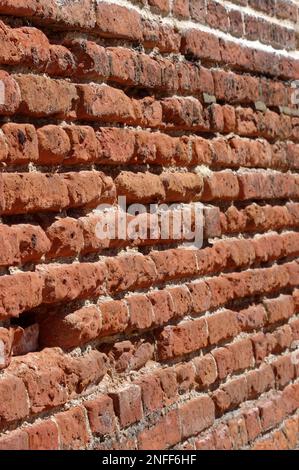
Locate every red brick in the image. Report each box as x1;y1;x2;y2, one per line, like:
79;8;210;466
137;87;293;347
106;254;156;293
229;9;244;37
282;416;298;449
37;125;71;164
15;74;77;118
191;136;212;165
156;318;209;360
0;375;29;425
248;0;275;15
63;125;97;164
110;385;143;428
281;383;299;414
246;364;275;399
55;406;89;450
148;0;170;14
96;127;135;164
0;430;28;450
0;272;43;320
213;376;247;415
173;0;189;18
272;325;293;353
126;294;154;331
195;433;215;450
161;172;203;202
207;309;240;345
41;262;106;304
157;368;178;404
115;171;165;203
175;362;196;393
227;338;254;371
46;44;76;76
0;21;49;67
179;396;215;439
276;0;298;21
12;324;39;357
95;3;142;41
2;123;38;163
161;96;205;129
100;300;128;337
142;20;180;53
189;0;206;21
135;131;189;166
263;295;295;325
167;286;191;319
46;217;84;259
236;305;267;331
213;424;233;450
13;224;49;264
63;171;110;208
242;407;262;442
228;415;248;449
0;327;15;369
77;83;136;123
84;395;116;437
150;248;198;282
258;396;286;432
202;171;239;201
147;290;174;326
205;276;234;308
26;420;59;450
7;350;106;414
212;347;235;379
68;39;109;79
0;70;21;115
2;173;70;214
135;374;164;414
272;355;295;388
187;281;211;313
0;206;19;239
138;409;181;450
182;30;221;63
193;353;218;387
206;0;229;32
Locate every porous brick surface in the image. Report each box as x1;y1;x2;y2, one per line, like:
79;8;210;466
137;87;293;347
0;0;298;450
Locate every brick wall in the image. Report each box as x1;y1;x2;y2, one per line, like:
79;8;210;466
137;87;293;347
0;0;298;450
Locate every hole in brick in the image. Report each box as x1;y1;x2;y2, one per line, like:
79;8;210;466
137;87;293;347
10;314;39;356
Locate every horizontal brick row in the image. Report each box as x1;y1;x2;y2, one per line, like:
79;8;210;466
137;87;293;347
0;169;297;216
35;260;299;352
247;0;298;22
150;0;298;26
0;171;114;215
2;73;299;141
0;0;298;64
222;201;299;234
182;28;299;79
2;123;299;171
157;0;297;50
1;231;298;320
1;201;298;267
0;20;297;109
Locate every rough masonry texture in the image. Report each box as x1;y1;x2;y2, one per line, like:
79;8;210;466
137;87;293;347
0;0;298;451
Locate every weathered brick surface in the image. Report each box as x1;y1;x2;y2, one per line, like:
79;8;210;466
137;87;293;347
0;0;298;452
